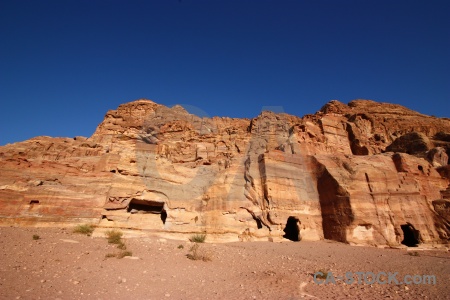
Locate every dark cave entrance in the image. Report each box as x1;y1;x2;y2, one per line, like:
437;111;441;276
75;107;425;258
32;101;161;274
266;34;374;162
418;165;424;174
251;215;262;229
127;199;167;224
283;216;301;242
255;218;262;229
401;223;420;247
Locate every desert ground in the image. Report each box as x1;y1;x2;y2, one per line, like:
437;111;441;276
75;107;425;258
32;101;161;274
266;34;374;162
0;226;449;300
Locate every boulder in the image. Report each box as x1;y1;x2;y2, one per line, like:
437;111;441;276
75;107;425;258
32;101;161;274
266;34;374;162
385;132;432;155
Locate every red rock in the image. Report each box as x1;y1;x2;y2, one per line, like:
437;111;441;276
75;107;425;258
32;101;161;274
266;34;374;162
385;132;432;155
427;147;448;167
0;98;449;246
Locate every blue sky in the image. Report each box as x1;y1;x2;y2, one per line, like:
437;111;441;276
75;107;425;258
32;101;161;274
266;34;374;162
1;0;449;145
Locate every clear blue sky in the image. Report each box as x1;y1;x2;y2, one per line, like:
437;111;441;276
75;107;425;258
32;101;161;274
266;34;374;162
1;0;449;145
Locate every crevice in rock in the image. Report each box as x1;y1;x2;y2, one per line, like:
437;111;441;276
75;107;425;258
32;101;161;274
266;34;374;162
240;207;270;230
160;210;167;224
258;154;270;209
253;216;263;229
317;165;354;243
365;173;373;193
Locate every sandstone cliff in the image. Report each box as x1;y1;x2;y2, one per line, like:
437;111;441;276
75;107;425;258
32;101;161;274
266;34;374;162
1;99;449;246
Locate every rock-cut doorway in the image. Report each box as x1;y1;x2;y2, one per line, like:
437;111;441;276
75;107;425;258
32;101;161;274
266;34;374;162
283;216;302;242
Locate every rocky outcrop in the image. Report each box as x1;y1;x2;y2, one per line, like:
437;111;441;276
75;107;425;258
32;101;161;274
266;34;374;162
385;132;432;155
0;98;449;246
315;153;448;245
427;147;449;167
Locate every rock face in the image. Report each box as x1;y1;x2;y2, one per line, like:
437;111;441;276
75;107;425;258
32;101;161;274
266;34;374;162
1;98;450;246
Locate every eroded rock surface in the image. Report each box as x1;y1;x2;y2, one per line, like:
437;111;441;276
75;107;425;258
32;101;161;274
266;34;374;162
1;99;449;245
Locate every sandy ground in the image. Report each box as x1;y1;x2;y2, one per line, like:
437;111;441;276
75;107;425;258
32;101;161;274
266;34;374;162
0;227;449;300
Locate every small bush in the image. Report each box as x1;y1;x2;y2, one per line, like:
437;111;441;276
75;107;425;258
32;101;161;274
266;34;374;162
104;230;132;257
186;243;211;261
178;244;184;249
117;251;133;259
105;230;123;244
117;241;127;250
105;253;116;258
32;234;40;240
189;233;207;243
314;270;329;279
408;251;420;256
73;224;95;236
